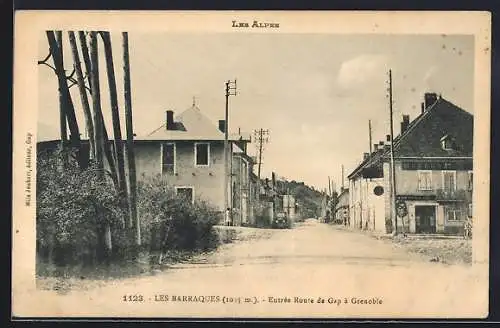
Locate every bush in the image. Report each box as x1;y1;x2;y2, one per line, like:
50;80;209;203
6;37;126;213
137;175;221;255
37;149;222;274
36;147;126;267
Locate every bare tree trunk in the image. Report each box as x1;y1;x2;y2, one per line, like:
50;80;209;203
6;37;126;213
78;31;118;185
100;32;127;205
68;31;95;162
78;31;93;92
89;31;112;257
47;31;83;167
122;32;140;245
54;31;67;149
88;32;104;175
158;218;172;265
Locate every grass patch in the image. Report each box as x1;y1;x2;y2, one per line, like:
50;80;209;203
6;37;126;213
391;235;472;265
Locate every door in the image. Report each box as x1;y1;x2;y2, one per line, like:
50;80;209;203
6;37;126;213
241;193;248;224
415;205;436;233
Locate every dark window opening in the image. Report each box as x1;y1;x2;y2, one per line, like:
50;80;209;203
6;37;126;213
196;143;209;166
162;143;175;174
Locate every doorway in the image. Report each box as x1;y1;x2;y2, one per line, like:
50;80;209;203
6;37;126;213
415;205;436;233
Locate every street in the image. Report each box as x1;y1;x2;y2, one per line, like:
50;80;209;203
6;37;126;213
24;219;486;318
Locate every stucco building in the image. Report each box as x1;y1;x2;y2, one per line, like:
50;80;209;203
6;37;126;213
347;93;473;235
37;103;255;226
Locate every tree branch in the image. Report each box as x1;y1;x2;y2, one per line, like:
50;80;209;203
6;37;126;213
37;52;52;65
66;68;76;80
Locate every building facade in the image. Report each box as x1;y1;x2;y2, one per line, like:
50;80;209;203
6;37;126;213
347;93;473;235
37;103;255;226
334;187;350;225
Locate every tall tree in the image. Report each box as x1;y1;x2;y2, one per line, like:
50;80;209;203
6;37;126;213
122;32;140;245
68;31;95;162
100;32;127;203
78;31;119;187
46;31;83;166
89;31;112;257
54;31;67;148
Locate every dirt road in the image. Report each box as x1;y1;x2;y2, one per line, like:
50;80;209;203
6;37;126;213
18;219;487;318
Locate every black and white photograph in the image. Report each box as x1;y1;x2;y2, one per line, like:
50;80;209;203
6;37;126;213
12;11;490;318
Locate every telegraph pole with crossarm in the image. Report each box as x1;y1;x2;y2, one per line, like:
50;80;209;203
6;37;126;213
224;79;237;225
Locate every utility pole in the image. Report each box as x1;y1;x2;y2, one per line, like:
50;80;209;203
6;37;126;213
254;128;270;180
224;79;237;226
388;69;398;236
369;119;373;155
341;164;344;189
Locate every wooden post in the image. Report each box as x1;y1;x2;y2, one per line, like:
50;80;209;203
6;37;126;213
388;69;398;236
122;32;140;246
369;119;373;155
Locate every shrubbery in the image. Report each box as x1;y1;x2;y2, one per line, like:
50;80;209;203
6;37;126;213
137;174;221;255
36;149;222;272
37;148;125;267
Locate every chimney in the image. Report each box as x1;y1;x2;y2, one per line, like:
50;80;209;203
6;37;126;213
218;120;226;133
424;92;438;109
374;144;379;152
379;141;384;146
166;110;174;130
363;152;369;161
421;102;425;114
401;114;410;133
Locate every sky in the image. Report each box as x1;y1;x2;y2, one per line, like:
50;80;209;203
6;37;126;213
37;33;474;192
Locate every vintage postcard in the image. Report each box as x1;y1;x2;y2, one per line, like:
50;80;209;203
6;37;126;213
12;11;491;319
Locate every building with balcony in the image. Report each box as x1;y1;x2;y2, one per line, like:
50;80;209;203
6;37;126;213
347;93;473;235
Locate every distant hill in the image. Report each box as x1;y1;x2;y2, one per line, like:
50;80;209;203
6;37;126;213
273;178;324;219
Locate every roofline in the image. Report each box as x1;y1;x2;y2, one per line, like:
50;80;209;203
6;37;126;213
350;97;472;177
391;156;473;160
233;151;255;162
135;138;250;142
37;138;250;144
347;157;371;179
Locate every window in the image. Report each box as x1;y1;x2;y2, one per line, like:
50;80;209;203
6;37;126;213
445;205;464;221
194;143;210;166
175;187;194;204
161;143;175;175
468;171;473;191
418;170;432;190
242;160;248;185
440;135;455;151
442;171;457;191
